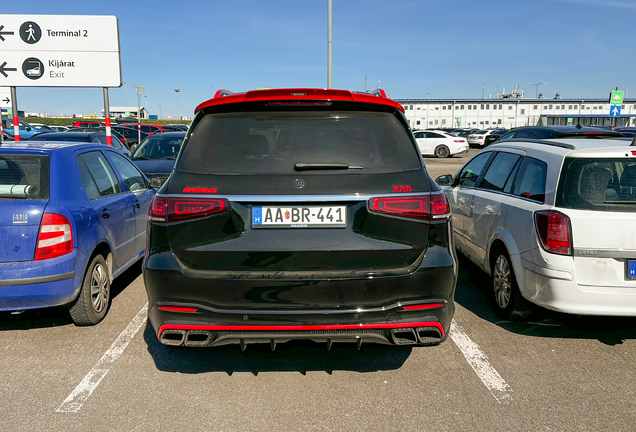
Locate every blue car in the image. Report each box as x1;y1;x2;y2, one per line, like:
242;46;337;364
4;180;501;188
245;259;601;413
0;141;155;324
1;118;42;140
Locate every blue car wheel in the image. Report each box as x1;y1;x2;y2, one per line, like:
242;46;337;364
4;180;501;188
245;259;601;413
69;254;111;325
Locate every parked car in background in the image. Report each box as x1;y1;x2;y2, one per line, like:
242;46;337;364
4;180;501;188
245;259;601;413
436;138;636;318
131;131;185;187
119;123;165;135
69;127;130;149
467;130;496;147
28;123;56;131
483;129;509;146
0;141;155;324
72;121;105;128
27;131;131;158
413;130;469;158
46;125;71;132
2;119;42;140
161;124;189;132
498;126;623;141
70;126;148;153
451;128;478;139
616;127;636;138
145;87;456;349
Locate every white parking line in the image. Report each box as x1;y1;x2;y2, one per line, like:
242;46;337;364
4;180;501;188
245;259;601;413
56;303;148;413
449;319;513;404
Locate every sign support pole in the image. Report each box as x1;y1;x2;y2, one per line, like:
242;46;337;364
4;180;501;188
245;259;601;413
0;106;4;143
10;87;19;142
137;91;141;145
103;87;112;146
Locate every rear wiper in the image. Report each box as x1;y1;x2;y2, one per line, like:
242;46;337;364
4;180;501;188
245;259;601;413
294;163;363;171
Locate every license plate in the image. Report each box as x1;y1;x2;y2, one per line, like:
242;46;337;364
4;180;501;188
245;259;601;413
252;206;346;228
628;260;636;280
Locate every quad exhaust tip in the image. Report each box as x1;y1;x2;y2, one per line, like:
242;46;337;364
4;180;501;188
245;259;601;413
390;328;418;345
159;325;443;348
160;329;186;346
390;327;443;345
184;330;212;347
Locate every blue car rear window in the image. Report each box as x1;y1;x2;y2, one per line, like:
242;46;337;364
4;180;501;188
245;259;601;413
0;154;50;200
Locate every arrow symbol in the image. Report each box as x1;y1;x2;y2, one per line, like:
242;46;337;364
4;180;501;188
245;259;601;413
0;62;17;78
612;107;618;115
0;25;14;42
2;97;9;104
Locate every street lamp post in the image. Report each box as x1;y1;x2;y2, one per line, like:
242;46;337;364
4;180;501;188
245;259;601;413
133;85;145;145
123;82;128;107
530;82;546;98
158;103;162;120
174;89;180;123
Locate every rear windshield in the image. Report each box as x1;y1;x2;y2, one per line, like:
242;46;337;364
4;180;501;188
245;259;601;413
556;157;636;212
475;130;488;134
0;154;50;200
177;111;420;175
133;135;184;160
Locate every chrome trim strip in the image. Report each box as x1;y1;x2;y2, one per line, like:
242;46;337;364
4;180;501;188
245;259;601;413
156;192;441;202
156;299;448;316
573;248;636;259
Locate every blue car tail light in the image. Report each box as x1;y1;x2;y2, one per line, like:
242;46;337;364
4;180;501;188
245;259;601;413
35;213;73;261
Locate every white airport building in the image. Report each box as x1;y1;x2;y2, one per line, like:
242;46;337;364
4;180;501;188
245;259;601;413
394;97;636;129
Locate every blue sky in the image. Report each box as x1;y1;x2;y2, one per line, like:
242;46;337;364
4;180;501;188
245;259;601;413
3;0;636;118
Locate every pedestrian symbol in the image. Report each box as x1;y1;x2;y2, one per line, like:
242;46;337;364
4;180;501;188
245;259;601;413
610;105;621;117
19;21;41;44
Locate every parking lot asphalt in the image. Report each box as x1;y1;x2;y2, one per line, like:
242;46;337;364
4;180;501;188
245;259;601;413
1;147;635;431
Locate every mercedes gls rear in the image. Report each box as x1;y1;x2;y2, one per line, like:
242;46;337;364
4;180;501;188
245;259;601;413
144;88;457;349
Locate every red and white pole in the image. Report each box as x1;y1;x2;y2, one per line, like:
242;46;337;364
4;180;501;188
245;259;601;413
103;87;112;146
11;87;19;142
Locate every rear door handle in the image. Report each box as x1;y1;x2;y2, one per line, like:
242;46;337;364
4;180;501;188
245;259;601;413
485;206;494;214
134;200;141;209
101;209;111;219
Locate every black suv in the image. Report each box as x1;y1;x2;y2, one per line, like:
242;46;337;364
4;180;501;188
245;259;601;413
498;125;623;141
144;88;457;350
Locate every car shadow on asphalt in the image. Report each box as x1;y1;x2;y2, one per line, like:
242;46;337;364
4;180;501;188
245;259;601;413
143;323;414;375
454;254;636;346
0;260;142;331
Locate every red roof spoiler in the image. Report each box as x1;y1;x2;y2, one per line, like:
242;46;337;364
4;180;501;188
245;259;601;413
196;88;402;113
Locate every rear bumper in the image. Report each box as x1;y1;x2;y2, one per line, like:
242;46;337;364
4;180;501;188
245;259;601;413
144;248;457;347
0;252;82;311
521;260;636;316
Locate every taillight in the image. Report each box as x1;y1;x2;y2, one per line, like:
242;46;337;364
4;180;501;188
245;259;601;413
368;193;450;221
149;195;167;222
35;213;73;260
534;211;571;255
148;196;228;223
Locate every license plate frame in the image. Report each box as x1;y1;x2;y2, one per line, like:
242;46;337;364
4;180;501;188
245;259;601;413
252;205;347;229
628;259;636;280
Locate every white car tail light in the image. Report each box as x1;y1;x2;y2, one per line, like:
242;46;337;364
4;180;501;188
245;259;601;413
35;213;73;260
534;210;572;255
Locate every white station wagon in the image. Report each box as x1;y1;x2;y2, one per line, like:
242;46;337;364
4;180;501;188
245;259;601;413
436;138;636;318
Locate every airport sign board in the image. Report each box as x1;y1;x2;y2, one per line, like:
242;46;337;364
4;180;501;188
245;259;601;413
0;15;121;87
609;90;624;106
0;87;10;108
610;105;621;117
